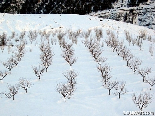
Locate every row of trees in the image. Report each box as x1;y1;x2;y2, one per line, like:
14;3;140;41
57;42;78;99
82;28;127;99
0;0;148;14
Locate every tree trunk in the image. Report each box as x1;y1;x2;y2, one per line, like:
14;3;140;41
119;93;120;99
109;89;111;95
13;95;14;100
143;76;145;82
105;79;106;85
46;67;48;72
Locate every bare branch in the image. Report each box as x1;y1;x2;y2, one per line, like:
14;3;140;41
132;92;152;111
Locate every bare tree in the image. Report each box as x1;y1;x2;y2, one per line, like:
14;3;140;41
104;80;118;95
136;37;143;50
61;43;77;66
57;70;78;99
10;32;15;39
57;30;66;47
132;92;152;111
19;78;31;93
124;52;133;67
68;29;81;44
19;31;26;40
28;30;38;44
124;30;132;46
0;32;7;46
138;68;151;82
94;28;103;41
63;70;77;89
40;43;54;72
114;81;126;99
129;58;142;73
33;65;45;79
3;56;18;71
57;83;75;99
5;84;19;100
139;30;147;40
96;57;107;65
97;64;111;85
90;45;102;61
82;29;91;39
83;37;97;50
15;42;25;61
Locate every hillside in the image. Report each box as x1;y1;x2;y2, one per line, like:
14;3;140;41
0;14;155;116
90;1;155;30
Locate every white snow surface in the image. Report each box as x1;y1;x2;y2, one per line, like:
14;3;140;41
0;13;155;116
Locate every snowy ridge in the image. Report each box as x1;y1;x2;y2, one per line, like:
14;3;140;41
0;14;155;116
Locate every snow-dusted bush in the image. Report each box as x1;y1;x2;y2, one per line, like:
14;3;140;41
129;58;142;73
97;64;111;85
28;30;38;44
124;30;132;46
19;78;31;93
91;45;102;61
57;83;75;99
40;43;54;72
3;56;18;71
19;31;26;40
57;70;78;99
124;50;133;67
32;65;45;80
5;84;20;100
94;28;103;41
63;70;77;87
68;29;81;44
96;57;107;65
83;37;96;49
132;92;152;111
139;29;147;40
15;42;25;61
82;29;91;39
0;32;7;46
56;30;66;47
136;36;143;50
61;42;77;66
105;30;120;52
114;81;126;99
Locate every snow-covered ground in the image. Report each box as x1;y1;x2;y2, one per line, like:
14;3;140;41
0;14;155;116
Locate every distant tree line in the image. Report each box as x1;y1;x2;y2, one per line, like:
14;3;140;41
0;0;148;14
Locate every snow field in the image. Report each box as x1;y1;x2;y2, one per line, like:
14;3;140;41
0;14;155;116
